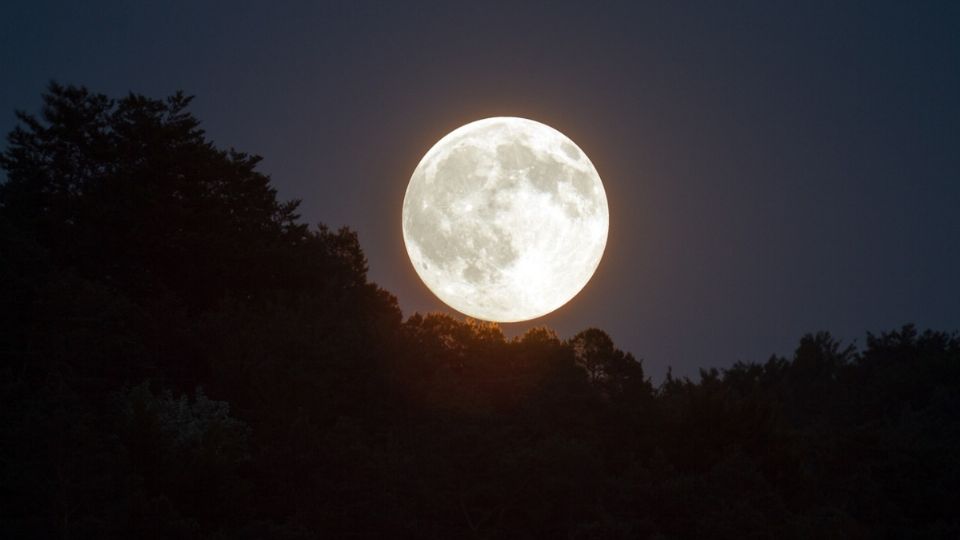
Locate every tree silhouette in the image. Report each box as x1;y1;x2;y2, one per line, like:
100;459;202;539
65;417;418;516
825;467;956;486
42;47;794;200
1;84;958;538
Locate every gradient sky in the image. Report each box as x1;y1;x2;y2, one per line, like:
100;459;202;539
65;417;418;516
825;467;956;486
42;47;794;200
3;1;958;379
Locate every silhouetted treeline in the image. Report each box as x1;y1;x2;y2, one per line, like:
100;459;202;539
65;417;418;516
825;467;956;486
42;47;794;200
1;84;958;539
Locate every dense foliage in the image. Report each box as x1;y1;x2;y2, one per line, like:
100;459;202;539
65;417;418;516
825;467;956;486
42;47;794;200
2;85;958;539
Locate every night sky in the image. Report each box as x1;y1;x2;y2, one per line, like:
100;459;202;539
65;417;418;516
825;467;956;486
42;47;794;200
2;1;958;379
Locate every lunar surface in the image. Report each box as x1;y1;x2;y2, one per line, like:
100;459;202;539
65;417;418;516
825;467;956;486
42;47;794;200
402;117;608;322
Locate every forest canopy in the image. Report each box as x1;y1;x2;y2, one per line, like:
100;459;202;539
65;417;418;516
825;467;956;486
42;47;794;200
1;84;958;539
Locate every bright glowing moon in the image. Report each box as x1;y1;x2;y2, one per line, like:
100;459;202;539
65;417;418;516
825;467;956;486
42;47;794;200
402;117;608;322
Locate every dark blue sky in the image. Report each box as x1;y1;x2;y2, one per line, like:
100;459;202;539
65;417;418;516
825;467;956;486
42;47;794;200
3;1;958;379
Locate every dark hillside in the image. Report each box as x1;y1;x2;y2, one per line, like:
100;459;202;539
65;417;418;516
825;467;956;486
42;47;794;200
2;85;958;539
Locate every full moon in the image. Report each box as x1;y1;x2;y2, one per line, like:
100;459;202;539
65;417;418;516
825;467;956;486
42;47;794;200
402;117;608;322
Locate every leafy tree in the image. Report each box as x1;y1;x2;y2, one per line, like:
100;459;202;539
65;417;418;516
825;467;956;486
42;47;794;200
0;83;305;311
570;328;652;402
121;383;252;533
3;85;959;538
